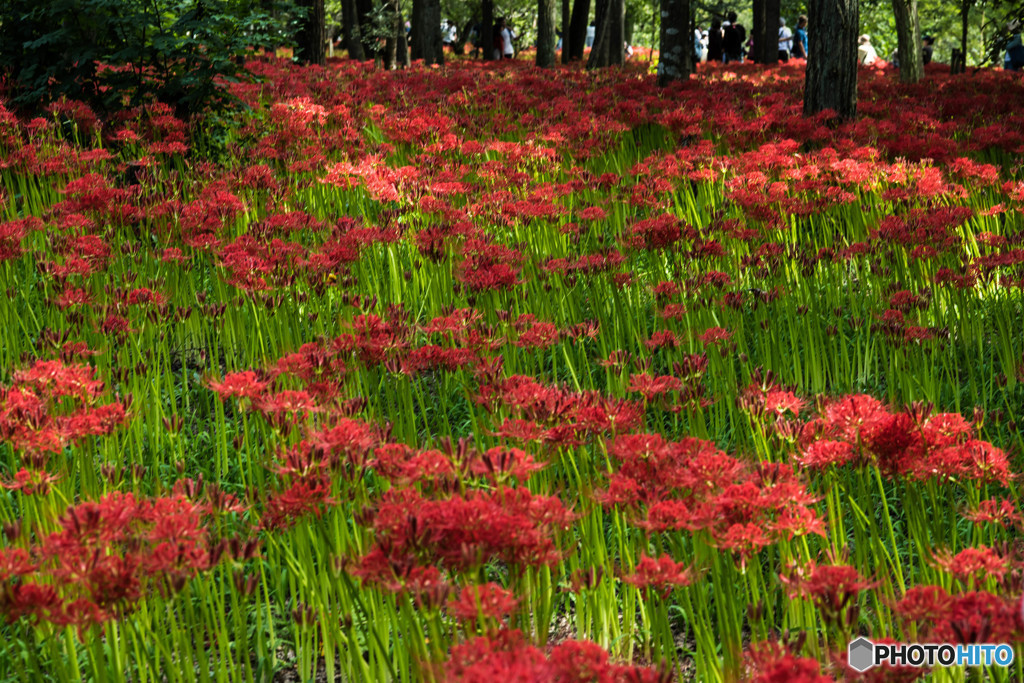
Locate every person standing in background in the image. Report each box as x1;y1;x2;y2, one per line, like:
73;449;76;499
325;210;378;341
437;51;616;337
502;20;515;59
793;15;808;60
921;35;934;64
722;11;746;63
778;17;793;62
708;18;724;63
857;34;878;65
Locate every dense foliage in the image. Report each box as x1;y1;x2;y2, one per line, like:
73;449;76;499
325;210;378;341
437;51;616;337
0;0;295;116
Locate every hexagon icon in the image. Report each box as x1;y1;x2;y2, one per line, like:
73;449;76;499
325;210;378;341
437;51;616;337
848;637;875;673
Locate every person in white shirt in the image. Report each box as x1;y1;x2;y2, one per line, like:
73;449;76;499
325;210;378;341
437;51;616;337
501;20;515;58
778;18;793;63
857;34;878;65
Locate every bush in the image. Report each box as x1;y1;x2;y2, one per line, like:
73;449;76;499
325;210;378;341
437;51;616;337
0;0;296;117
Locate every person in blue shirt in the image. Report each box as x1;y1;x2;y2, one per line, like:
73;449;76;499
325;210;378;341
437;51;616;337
1007;23;1024;71
793;15;808;59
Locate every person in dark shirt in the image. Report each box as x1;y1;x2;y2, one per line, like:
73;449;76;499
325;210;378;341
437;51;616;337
793;15;808;59
922;35;934;65
722;12;746;63
708;19;724;62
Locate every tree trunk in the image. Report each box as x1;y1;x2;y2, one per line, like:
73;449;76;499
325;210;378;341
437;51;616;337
383;0;398;69
561;0;571;63
609;0;624;65
688;3;696;72
587;0;611;67
412;0;444;64
296;0;327;65
803;0;858;119
482;0;495;59
657;0;690;85
342;0;364;59
356;0;377;59
892;0;922;82
761;0;779;63
411;0;423;60
752;0;764;62
567;0;590;61
537;0;558;66
396;8;410;67
959;0;969;71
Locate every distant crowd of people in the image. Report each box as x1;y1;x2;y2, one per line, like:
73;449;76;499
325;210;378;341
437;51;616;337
695;13;807;64
436;12;1024;72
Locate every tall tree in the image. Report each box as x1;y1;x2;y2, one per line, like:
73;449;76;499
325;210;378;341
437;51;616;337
657;0;691;85
587;0;623;67
482;0;495;59
538;0;559;66
752;0;765;62
395;8;411;67
761;0;780;63
803;0;858;119
356;0;378;58
561;0;572;63
567;0;590;61
342;0;365;59
609;0;625;65
588;0;612;67
412;0;444;64
892;0;922;81
957;0;970;73
296;0;327;65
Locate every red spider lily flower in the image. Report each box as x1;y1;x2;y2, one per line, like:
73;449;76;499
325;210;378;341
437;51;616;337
514;321;560;350
470;447;545;483
932;546;1009;583
449;583;519;621
780;561;875;624
396;448;456;486
745;641;833;683
2;468;61;496
491;418;545;443
262;477;336;530
0;492;232;631
622;554;693;599
898;588;1022;644
402;345;477;375
440;629;669;683
627;373;683;401
738;379;805;420
697;326;732;347
360;487;573;573
916;439;1011;486
402;565;452;611
13;360;104;401
964;498;1023;529
821;394;889;442
629;214;683;250
894;585;954;624
644;330;678;351
0;217;41;262
309;418;376;464
0;548;36;581
207;371;271;401
796;440;857;469
0;582;65;626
